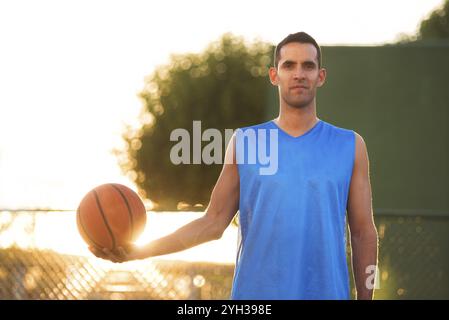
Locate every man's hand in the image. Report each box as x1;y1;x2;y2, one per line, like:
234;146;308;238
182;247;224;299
88;244;141;263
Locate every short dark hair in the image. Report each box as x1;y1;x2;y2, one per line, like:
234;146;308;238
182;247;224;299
274;32;322;69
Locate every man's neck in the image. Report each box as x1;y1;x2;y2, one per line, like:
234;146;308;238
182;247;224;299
274;101;319;137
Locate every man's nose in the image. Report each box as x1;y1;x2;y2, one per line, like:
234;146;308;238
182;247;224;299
293;67;305;80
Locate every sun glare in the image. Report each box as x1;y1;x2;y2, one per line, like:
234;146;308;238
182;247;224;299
0;211;237;264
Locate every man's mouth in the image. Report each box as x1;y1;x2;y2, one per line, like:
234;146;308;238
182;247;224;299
290;85;308;90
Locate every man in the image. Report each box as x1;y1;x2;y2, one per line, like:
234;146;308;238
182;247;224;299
91;32;378;300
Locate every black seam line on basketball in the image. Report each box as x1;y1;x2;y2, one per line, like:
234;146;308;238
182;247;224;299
110;184;134;241
77;208;102;249
93;190;116;251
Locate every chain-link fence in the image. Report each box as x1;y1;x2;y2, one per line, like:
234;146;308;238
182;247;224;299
367;211;449;299
0;210;448;299
0;210;234;300
0;246;234;300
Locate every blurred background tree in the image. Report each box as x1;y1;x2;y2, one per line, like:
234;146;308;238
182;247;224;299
117;33;274;211
418;0;449;40
396;0;449;42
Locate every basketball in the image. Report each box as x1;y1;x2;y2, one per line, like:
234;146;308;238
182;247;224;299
76;183;147;251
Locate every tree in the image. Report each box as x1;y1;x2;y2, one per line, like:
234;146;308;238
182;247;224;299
117;34;274;211
418;0;449;40
395;0;449;43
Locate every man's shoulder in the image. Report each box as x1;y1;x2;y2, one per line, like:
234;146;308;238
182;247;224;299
321;120;356;139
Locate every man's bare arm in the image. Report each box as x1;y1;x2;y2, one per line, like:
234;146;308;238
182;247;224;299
90;134;239;262
347;133;379;300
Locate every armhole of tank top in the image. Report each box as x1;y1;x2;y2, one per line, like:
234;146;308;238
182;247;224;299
349;130;357;181
345;131;357;222
235;223;243;265
234;129;242;179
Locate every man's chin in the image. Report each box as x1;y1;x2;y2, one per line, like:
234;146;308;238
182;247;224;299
288;99;312;109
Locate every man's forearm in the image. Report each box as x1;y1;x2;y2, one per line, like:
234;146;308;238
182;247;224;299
351;231;378;300
133;215;222;260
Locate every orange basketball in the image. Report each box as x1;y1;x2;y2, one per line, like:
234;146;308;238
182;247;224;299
76;183;147;251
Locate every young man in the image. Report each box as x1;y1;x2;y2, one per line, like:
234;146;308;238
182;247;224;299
91;32;378;300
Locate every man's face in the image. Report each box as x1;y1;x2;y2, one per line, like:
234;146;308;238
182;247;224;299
269;42;326;109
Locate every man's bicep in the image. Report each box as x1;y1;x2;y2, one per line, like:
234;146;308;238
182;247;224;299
347;133;375;236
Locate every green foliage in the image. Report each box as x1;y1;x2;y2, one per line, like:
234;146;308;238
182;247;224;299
419;0;449;40
119;34;273;210
394;1;449;43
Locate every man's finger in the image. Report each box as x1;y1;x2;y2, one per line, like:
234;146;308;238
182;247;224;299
101;247;125;263
88;246;97;255
89;246;106;258
117;247;127;258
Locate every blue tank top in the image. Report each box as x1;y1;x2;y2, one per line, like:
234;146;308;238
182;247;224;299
231;119;355;300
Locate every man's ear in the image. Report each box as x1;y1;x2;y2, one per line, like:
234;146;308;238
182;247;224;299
317;68;327;88
269;67;279;86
